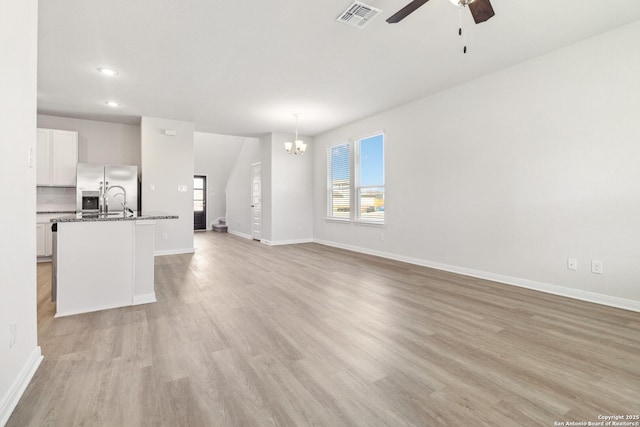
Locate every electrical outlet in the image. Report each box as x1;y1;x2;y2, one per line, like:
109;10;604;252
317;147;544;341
162;233;168;240
591;260;603;275
9;322;17;348
567;258;577;271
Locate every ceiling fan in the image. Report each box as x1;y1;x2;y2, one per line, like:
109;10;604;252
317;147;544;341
386;0;495;25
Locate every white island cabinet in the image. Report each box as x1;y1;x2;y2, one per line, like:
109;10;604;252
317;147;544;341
36;223;46;256
52;212;177;317
37;213;67;258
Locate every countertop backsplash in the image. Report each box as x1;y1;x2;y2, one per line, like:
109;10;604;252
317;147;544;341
37;186;76;213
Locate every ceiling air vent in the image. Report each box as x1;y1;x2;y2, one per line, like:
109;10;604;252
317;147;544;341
337;1;381;28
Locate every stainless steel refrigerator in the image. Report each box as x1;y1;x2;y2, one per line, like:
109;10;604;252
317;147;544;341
76;163;139;212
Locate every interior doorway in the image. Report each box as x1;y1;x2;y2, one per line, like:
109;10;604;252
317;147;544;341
251;163;262;240
194;175;207;230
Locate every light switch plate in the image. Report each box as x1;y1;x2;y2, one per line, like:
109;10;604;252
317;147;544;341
591;260;603;274
177;185;188;192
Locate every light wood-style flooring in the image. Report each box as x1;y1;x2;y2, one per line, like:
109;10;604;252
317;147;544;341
8;232;640;426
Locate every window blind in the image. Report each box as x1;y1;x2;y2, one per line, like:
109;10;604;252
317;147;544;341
328;143;351;218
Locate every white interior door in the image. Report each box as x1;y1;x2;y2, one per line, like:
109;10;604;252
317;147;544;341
251;163;262;240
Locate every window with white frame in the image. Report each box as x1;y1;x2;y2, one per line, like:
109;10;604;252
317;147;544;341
327;143;351;219
327;133;384;223
356;133;384;222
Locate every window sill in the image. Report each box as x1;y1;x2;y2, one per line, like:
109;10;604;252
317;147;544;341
325;217;351;223
354;220;385;228
325;217;385;227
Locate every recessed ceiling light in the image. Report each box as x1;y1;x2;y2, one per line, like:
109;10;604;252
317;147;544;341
97;67;118;76
105;101;120;107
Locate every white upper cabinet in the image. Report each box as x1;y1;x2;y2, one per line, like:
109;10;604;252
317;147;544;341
37;128;78;186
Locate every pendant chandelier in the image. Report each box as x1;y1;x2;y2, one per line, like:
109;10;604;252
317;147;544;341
284;113;307;155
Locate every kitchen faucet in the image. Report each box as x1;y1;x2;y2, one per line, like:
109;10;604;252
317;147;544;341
108;185;128;213
112;191;127;211
99;181;128;213
99;181;109;213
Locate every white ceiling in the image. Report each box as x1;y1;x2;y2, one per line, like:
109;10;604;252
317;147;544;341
37;0;640;136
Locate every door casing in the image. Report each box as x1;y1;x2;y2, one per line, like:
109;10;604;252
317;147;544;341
194;175;207;230
251;163;262;240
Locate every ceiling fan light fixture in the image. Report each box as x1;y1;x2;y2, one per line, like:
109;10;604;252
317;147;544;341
388;0;493;24
449;0;476;6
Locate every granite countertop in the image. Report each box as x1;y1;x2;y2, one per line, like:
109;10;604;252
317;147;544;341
51;211;178;223
37;210;77;214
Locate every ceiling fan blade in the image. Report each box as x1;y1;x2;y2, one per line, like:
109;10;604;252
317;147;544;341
386;0;430;24
468;0;495;24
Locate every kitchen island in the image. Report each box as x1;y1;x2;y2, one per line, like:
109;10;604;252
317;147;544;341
51;211;178;317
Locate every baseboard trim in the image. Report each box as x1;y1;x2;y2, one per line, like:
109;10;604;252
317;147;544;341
154;248;196;256
132;293;157;305
55;302;130;317
261;238;314;246
228;230;252;240
314;239;640;313
0;346;43;426
56;295;158;317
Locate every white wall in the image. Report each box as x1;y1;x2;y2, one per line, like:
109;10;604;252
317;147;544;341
225;137;260;238
259;134;273;241
0;0;42;424
313;21;640;311
243;133;314;244
193;132;244;228
37;115;141;169
141;117;195;255
268;133;314;245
